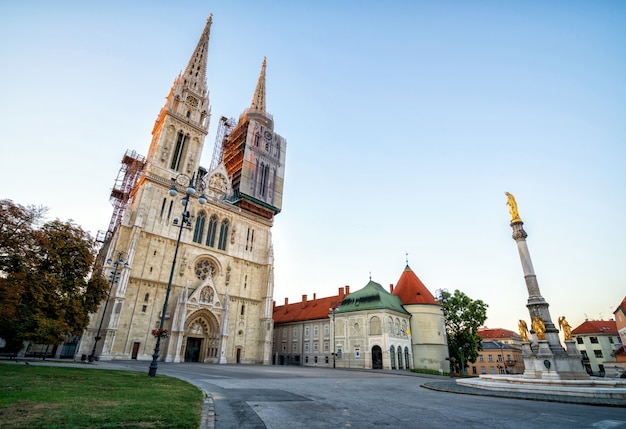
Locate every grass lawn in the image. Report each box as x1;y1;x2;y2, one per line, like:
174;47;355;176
0;362;203;428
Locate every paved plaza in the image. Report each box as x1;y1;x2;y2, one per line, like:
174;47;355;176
85;361;625;429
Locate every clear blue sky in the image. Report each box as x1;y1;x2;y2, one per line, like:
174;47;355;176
1;1;624;333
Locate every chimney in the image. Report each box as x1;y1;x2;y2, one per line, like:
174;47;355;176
273;301;276;312
390;283;394;293
345;285;350;295
283;297;288;314
302;294;307;309
313;293;317;306
339;287;345;299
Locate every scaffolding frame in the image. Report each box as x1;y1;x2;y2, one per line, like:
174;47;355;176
106;150;146;237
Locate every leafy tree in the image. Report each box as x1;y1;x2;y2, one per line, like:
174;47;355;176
440;289;488;374
0;199;109;352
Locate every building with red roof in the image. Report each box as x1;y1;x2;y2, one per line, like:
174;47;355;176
391;265;448;372
272;265;450;372
571;319;621;375
478;327;524;347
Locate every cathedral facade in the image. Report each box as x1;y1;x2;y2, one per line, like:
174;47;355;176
77;15;286;365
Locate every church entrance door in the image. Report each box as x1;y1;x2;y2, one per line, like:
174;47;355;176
185;337;202;362
372;345;383;369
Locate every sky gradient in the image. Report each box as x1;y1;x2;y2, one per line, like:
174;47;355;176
1;1;624;334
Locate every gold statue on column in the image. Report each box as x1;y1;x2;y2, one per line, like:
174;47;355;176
531;316;546;340
518;320;529;342
505;192;522;223
558;316;572;340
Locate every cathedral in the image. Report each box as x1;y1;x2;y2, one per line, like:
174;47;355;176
77;15;286;365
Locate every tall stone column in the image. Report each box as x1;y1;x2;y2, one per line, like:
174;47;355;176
510;220;562;355
506;193;587;380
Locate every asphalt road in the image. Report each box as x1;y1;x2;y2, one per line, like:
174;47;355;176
101;361;626;429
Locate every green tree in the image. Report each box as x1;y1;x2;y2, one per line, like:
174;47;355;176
0;199;109;352
440;289;488;375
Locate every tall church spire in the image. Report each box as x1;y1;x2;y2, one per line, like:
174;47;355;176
183;14;212;97
249;56;267;114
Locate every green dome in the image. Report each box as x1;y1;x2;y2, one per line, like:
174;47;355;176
335;280;409;315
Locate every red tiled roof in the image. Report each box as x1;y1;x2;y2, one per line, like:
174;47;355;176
478;327;521;340
273;294;343;324
571;320;618;335
391;265;438;305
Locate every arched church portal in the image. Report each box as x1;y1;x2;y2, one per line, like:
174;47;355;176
183;309;220;363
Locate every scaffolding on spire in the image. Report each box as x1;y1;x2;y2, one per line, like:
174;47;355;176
103;150;146;240
210;116;236;172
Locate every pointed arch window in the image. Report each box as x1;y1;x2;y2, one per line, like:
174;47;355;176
390;345;396;370
206;215;218;247
193;211;206;243
258;163;269;197
170;131;187;171
218;219;229;251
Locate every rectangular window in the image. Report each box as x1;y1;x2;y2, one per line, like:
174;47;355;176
488;354;493;362
472;367;477;375
281;343;286;352
304;343;309;352
293;327;298;337
141;305;147;313
292;342;298;352
479;355;484;362
314;326;319;337
481;366;486;374
324;342;329;351
590;337;599;344
608;337;614;343
160;198;166;218
577;337;584;344
324;324;329;336
282;329;287;338
490;367;496;374
594;350;603;358
305;326;310;337
313;342;318;352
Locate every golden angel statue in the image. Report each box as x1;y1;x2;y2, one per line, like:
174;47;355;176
531;316;546;340
505;192;522;222
518;319;529;342
558;316;572;340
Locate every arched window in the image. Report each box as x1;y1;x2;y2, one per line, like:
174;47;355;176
206;215;218;247
404;347;410;369
193;211;206;243
241;304;245;316
397;346;403;369
390;346;396;370
144;293;149;302
370;316;381;335
218;219;229;250
170;131;187;171
395;319;400;336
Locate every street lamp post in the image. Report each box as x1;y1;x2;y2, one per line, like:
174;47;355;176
329;307;336;368
149;173;206;377
89;252;128;363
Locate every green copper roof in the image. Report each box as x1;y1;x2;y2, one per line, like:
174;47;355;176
335;280;409;315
